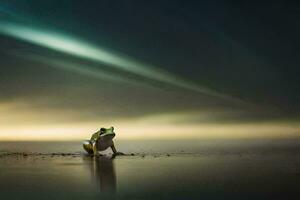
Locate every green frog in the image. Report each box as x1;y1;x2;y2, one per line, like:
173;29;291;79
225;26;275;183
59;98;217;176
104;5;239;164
83;126;123;156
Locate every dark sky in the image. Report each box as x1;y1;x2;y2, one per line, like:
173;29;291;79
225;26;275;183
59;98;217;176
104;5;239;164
0;1;300;134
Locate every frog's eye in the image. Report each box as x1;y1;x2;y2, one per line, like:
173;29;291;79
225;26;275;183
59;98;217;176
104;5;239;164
100;128;106;132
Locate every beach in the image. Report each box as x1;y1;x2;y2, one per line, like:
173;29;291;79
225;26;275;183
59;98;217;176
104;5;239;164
0;140;300;199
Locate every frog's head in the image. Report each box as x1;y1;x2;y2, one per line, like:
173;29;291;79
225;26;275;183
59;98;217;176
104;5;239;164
107;126;114;133
100;127;115;135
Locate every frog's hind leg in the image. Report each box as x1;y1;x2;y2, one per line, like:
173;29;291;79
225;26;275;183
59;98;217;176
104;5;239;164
83;140;94;155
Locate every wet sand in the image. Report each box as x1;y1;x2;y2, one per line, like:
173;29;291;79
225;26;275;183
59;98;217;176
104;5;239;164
0;151;300;200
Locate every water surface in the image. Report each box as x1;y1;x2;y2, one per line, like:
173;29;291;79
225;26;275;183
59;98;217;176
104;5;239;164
0;139;299;199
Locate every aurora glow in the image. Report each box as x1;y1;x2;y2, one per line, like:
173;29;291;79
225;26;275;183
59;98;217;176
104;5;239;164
24;54;143;85
0;21;242;103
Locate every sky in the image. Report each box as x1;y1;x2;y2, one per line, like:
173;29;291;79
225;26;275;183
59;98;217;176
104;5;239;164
0;1;300;140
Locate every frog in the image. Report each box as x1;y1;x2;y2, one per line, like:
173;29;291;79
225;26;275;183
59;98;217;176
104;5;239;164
83;126;123;156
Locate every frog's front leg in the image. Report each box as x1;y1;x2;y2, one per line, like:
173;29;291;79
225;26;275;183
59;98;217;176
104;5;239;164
111;142;124;156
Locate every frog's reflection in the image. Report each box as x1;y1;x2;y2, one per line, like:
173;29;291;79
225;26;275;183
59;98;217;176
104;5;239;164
83;155;116;193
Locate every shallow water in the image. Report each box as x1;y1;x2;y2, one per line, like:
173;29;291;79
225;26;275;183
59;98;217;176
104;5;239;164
0;140;300;199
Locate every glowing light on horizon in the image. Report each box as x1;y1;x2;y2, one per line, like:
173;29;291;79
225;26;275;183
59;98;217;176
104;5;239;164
0;121;299;141
0;103;299;141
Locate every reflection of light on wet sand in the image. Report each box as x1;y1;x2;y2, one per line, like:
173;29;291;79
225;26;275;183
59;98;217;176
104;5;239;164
0;151;300;199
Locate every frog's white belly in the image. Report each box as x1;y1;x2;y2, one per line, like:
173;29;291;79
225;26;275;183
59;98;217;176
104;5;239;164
96;133;116;151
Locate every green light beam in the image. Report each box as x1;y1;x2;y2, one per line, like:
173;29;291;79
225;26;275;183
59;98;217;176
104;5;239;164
0;21;243;103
